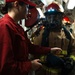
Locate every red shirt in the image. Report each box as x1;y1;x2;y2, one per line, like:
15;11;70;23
0;14;50;75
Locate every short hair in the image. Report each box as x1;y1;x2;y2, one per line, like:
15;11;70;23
1;1;25;14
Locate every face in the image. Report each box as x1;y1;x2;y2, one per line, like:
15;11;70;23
18;3;29;19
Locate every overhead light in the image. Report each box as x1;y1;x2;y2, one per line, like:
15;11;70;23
41;0;47;6
41;0;54;6
63;0;68;3
67;0;75;9
0;0;5;4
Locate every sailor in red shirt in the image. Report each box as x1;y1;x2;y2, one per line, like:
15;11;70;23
0;0;62;75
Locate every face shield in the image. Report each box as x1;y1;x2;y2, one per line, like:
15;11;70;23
44;8;63;29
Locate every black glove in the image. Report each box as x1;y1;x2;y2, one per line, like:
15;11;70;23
40;53;65;68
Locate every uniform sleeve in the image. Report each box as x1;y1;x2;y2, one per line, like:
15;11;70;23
0;24;32;75
26;37;51;55
29;43;50;55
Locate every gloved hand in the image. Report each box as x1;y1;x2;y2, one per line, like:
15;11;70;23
40;53;65;68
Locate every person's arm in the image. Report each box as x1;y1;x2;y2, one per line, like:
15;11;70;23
26;35;62;55
29;43;51;55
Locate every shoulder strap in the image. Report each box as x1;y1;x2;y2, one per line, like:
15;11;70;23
62;26;71;41
62;26;72;56
41;28;50;47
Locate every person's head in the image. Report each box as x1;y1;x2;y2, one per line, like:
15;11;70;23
1;0;36;20
62;16;71;26
44;1;64;30
62;16;72;31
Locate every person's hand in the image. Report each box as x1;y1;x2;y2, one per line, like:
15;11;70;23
51;47;62;55
31;59;42;70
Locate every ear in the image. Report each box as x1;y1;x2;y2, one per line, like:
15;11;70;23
13;1;19;8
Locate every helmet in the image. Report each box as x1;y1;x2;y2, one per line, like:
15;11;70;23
43;1;64;30
62;16;72;32
45;1;64;15
25;7;39;27
62;16;71;25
